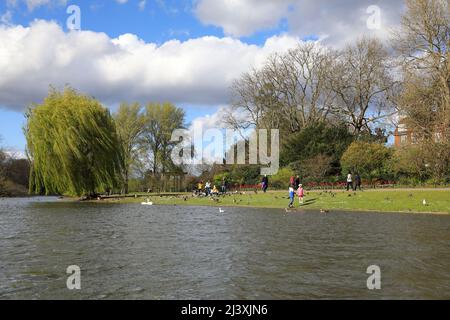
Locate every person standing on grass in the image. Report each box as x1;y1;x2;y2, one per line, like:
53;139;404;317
205;181;211;196
297;184;304;205
288;184;295;208
346;173;353;191
221;177;227;194
262;175;269;193
354;174;361;191
295;175;300;190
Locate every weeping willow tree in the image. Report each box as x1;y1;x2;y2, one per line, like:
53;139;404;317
24;88;123;197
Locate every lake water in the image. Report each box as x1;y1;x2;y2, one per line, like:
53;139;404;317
0;197;449;299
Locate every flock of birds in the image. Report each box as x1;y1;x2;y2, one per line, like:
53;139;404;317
139;190;431;214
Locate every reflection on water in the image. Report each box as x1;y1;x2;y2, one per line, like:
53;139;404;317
0;197;449;299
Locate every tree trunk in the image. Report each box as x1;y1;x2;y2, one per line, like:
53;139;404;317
124;168;129;195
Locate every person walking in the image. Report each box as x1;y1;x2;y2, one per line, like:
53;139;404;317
288;184;295;208
262;175;269;193
289;176;295;186
297;184;305;205
346;173;353;191
354;174;361;191
295;175;300;190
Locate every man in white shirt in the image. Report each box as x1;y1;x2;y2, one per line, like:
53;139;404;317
346;173;353;191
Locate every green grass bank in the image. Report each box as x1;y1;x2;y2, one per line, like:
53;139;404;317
104;189;450;214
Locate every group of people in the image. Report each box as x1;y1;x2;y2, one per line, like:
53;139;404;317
195;179;227;196
346;173;362;191
288;175;304;208
195;172;361;200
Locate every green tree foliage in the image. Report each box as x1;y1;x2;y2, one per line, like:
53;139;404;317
114;103;145;194
270;167;294;189
280;122;354;173
142;102;185;175
341;141;392;183
25;88;123;197
229;165;261;185
390;145;431;183
295;154;334;183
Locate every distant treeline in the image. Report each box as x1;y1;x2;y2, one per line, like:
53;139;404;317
0;149;29;196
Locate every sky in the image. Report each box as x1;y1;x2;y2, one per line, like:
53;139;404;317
0;0;406;156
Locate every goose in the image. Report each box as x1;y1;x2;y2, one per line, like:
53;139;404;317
141;198;153;206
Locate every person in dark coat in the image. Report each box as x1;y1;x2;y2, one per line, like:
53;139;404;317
295;175;300;190
354;174;362;191
262;175;269;193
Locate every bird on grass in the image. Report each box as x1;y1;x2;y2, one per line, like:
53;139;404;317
422;199;428;206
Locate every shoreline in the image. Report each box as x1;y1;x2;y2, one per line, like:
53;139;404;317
99;199;450;215
91;189;450;215
4;189;447;215
125;200;450;216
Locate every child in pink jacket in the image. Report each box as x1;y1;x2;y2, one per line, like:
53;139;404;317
297;184;304;205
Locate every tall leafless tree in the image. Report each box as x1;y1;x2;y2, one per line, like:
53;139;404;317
327;37;396;136
392;0;450;181
226;42;335;137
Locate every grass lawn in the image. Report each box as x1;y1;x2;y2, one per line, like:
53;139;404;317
111;189;450;214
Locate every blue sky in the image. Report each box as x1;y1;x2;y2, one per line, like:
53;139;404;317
2;0;281;44
0;0;403;154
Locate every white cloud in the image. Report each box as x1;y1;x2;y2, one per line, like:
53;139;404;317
195;0;293;37
0;20;302;111
286;0;405;47
194;0;405;46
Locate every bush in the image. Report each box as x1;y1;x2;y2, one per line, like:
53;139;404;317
341;141;392;184
281;122;354;174
270;167;294;189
